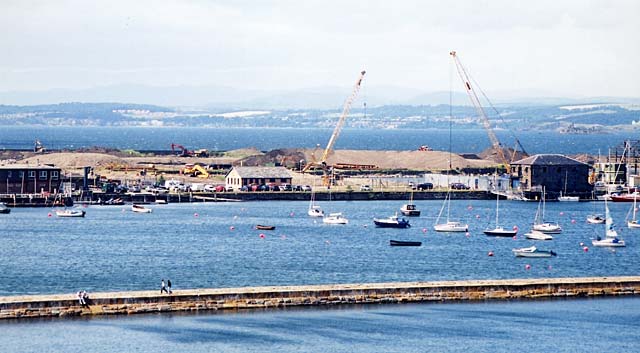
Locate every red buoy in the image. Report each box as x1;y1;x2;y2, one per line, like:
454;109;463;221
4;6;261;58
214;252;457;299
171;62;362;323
259;233;265;239
525;264;531;270
488;251;494;257
583;246;589;252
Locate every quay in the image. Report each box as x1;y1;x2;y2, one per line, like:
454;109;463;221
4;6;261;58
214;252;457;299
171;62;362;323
1;276;638;320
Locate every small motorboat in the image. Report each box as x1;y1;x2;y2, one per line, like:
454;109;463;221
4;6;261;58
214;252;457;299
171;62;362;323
433;221;468;232
484;227;517;237
323;213;348;225
255;224;276;230
0;202;10;214
131;204;152;213
524;230;553;240
55;209;86;218
373;214;410;228
586;214;605;224
100;197;124;206
400;203;420;217
390;240;422;246
155;199;168;205
512;246;557;258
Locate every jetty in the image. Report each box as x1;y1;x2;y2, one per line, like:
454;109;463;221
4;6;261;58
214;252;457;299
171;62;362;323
1;276;638;320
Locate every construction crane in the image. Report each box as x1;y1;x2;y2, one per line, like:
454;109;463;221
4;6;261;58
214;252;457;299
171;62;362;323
449;51;525;173
302;70;366;183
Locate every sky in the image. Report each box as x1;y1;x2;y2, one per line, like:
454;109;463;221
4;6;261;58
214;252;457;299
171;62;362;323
1;0;639;101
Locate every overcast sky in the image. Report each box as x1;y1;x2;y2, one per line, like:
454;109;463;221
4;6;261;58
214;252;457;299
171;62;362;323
1;0;639;98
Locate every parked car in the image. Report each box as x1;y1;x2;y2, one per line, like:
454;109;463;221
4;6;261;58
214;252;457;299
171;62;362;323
281;184;292;191
360;185;373;191
204;184;216;192
301;185;312;192
293;185;303;191
415;182;434;190
450;182;470;190
214;185;225;192
225;185;234;192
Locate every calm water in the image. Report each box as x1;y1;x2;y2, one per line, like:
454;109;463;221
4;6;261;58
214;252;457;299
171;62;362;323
0;126;634;154
2;298;639;352
1;200;638;296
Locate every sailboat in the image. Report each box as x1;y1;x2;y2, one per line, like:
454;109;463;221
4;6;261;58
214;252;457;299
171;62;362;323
558;170;579;201
308;186;324;217
400;190;420;216
627;193;640;229
484;192;517;237
592;199;625;247
434;191;468;232
532;187;562;234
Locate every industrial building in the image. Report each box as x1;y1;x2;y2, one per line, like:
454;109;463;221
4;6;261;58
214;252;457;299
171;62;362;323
510;154;591;197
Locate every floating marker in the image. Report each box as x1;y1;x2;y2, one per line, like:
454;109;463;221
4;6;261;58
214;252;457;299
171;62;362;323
259;233;265;239
583;246;589;252
281;235;286;240
229;226;235;231
422;228;427;233
571;219;576;224
488;251;494;257
290;212;295;217
476;214;481;219
512;225;519;231
47;213;52;217
194;213;199;217
467;205;473;210
325;240;331;245
548;265;553;270
525;264;531;270
465;232;470;237
560;212;564;216
579;242;584;246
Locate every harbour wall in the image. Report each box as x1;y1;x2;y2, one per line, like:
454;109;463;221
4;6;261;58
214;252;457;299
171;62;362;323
1;277;638;320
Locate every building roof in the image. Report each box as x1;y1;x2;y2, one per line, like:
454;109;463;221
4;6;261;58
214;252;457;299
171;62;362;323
0;164;60;170
511;154;589;167
227;166;292;179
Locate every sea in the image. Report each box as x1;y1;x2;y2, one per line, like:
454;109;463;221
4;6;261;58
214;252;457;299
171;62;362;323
0;126;635;154
2;127;640;351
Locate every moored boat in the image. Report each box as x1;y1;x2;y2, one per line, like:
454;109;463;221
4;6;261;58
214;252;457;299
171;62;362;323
592;199;625;247
373;214;410;228
255;224;276;230
484;191;517;237
586;214;605;224
0;202;10;214
55;209;86;218
524;230;553;240
627;194;640;229
610;192;639;202
400;203;420;217
532;187;562;233
512;246;557;258
131;204;152;213
433;221;468;232
389;240;422;246
323;213;348;225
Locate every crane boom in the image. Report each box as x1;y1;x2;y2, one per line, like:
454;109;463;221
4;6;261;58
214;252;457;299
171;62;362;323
449;51;510;171
303;70;366;173
320;70;366;163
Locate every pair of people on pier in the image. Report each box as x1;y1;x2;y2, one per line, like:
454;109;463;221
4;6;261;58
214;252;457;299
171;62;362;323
77;290;89;307
160;279;172;294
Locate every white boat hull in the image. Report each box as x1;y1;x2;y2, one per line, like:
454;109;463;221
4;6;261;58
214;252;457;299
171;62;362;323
323;213;348;224
532;223;562;234
433;222;468;232
132;205;152;213
484;227;517;237
629;220;640;229
525;230;553;240
592;238;626;247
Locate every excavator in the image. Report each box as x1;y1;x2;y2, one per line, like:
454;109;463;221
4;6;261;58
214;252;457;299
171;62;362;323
449;51;527;173
302;70;367;185
170;144;209;157
181;164;210;178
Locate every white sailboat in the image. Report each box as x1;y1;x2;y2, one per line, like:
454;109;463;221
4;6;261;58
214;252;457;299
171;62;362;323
627;194;640;229
308;187;324;217
433;191;468;232
532;187;562;234
484;193;517;237
558;171;579;201
592;199;625;247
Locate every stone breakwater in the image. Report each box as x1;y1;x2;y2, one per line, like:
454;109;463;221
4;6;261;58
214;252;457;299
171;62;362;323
1;277;638;320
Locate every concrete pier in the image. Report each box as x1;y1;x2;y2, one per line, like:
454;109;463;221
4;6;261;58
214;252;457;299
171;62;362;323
1;276;638;320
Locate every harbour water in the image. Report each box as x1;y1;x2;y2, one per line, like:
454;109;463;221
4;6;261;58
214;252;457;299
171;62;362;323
2;298;639;352
1;199;638;296
0;126;633;154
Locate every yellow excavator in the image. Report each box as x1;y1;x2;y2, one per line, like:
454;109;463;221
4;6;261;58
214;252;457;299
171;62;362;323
181;164;209;178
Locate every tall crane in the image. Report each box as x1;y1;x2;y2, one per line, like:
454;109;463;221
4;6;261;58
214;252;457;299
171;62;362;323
303;70;366;180
449;51;522;173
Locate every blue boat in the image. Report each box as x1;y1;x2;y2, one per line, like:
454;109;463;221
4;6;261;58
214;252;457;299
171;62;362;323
373;214;410;228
